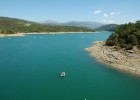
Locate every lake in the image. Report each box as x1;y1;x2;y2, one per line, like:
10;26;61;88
0;32;140;100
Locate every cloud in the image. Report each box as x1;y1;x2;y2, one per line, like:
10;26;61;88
101;19;115;24
94;10;102;14
110;12;115;16
110;12;121;16
103;12;121;17
104;13;108;17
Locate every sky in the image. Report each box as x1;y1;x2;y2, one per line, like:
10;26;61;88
0;0;140;24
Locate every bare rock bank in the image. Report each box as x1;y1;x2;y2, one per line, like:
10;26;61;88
86;41;140;76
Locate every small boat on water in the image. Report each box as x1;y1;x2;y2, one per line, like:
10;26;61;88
60;72;65;77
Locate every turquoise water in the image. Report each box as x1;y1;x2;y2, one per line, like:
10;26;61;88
0;32;140;100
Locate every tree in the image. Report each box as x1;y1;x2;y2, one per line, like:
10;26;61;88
106;33;118;46
127;35;138;45
136;20;140;29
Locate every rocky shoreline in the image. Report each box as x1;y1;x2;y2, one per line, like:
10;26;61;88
86;41;140;76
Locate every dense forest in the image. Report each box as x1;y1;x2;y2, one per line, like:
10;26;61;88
106;20;140;50
0;17;95;34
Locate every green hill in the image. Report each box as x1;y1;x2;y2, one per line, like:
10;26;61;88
0;17;95;34
106;21;140;50
96;24;119;31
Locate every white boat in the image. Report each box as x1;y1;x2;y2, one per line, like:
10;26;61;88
60;72;65;77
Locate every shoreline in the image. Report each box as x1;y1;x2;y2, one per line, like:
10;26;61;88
85;41;140;77
0;32;96;38
0;33;25;37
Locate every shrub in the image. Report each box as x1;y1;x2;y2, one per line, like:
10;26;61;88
120;43;127;48
137;45;140;50
127;35;138;45
114;46;120;51
126;44;133;50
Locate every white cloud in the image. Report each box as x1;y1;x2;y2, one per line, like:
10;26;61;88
110;12;115;16
101;19;115;24
102;19;106;22
94;10;102;14
103;12;121;17
110;12;121;16
104;13;108;17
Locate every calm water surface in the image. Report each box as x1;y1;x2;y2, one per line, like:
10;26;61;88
0;32;140;100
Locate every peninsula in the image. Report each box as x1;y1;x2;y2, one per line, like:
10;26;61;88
86;21;140;76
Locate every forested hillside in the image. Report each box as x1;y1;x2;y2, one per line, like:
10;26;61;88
0;17;95;34
106;20;140;50
96;24;119;31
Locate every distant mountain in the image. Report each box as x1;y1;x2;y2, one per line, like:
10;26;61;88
0;17;95;34
96;24;119;31
42;21;104;29
43;20;60;25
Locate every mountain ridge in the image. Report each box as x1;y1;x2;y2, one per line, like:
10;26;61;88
42;20;104;29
